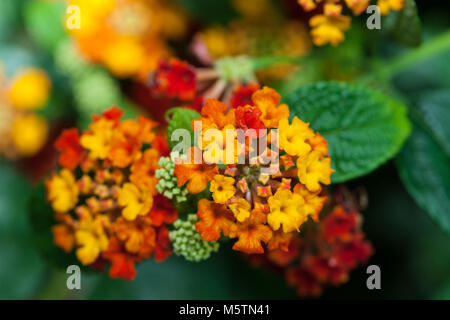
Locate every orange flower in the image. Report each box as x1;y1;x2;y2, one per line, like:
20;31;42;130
55;129;85;170
198;99;235;130
308;132;329;157
267;230;294;252
232;210;273;254
195;199;236;241
109;117;157;168
111;216;156;259
251;87;289;128
137;115;158;144
130;148;160;194
174;147;218;194
51;224;75;253
102;237;138;281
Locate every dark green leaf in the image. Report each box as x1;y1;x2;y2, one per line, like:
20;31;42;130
396;107;450;234
390;0;422;47
413;90;450;157
284;82;411;183
176;0;237;24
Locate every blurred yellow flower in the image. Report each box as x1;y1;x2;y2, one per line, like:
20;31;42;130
11;114;49;156
68;0;188;80
310;14;351;46
378;0;404;15
8;69;51;110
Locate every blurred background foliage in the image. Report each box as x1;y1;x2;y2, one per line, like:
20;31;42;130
0;0;449;299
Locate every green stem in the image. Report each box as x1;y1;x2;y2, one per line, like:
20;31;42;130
366;30;450;83
251;55;305;70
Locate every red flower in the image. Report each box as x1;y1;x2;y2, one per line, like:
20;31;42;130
321;206;359;243
93;105;124;123
286;266;322;297
235;105;266;136
330;235;373;269
54;129;85;170
306;256;348;285
152;59;196;101
230;83;260;108
154;226;172;262
152;134;170;157
149;195;178;227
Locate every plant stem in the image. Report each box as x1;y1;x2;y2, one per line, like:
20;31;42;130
251;55;305;70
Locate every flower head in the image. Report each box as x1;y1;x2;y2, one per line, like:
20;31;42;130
46;107;175;280
151;58;196;100
181;87;333;254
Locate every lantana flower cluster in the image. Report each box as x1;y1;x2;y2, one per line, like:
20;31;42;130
298;0;405;46
67;0;188;80
0;65;50;158
249;203;373;297
46;107;176;280
174;86;334;254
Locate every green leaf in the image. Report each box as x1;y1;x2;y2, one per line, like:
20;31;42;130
396;98;450;234
389;0;422;47
23;0;67;51
166;107;201;150
413;90;450;157
284;82;411;183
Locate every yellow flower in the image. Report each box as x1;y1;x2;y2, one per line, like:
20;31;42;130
11;114;49;156
309;14;351;46
279;116;314;157
118;183;153;221
102;36;146;78
80;118;114;159
75;215;109;265
293;183;327;221
377;0;404;15
297;150;334;192
8;68;51;110
267;189;305;233
210;174;236;204
47;169;79;212
229;198;251;222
